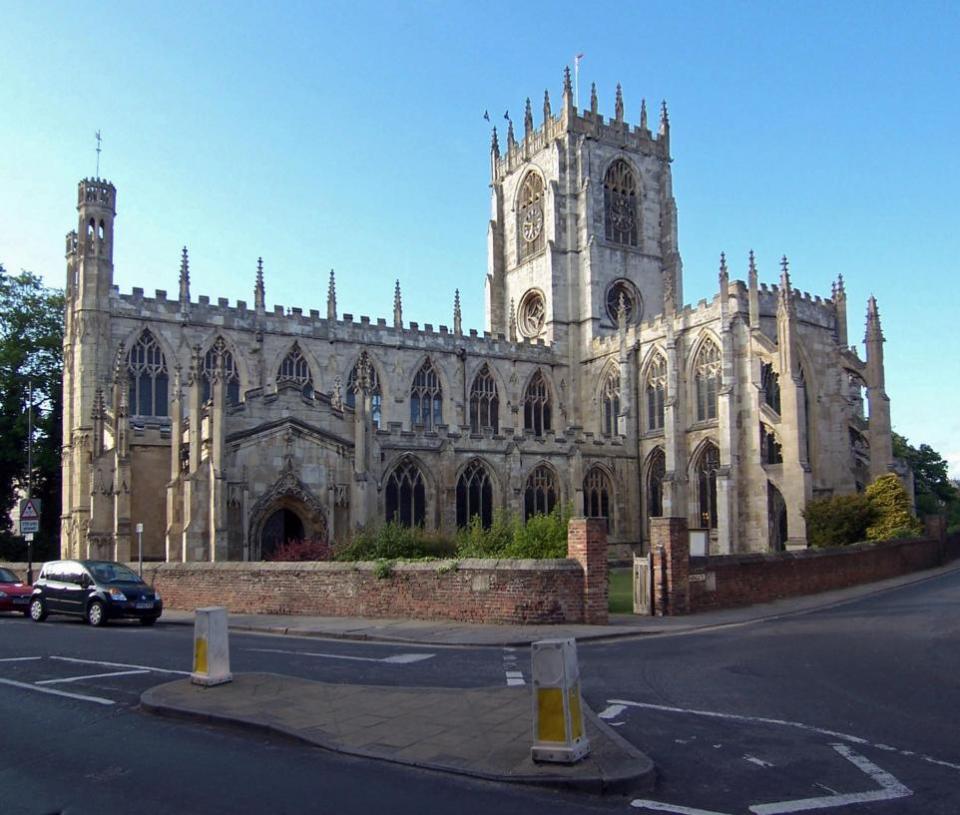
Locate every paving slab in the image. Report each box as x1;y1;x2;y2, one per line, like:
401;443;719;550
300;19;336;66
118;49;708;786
141;672;655;794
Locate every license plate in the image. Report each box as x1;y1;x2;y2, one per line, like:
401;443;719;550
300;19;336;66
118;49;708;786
135;601;152;609
13;597;28;605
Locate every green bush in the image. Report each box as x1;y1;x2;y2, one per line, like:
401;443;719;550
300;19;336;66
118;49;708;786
803;493;875;548
333;522;456;562
865;474;922;541
455;504;572;559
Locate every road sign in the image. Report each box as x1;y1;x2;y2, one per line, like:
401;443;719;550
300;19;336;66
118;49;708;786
19;498;41;535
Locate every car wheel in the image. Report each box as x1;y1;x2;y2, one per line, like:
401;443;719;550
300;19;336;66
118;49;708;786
29;598;47;622
139;616;157;627
86;600;107;627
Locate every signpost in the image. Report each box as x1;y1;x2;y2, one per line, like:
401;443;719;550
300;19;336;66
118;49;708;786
136;522;144;577
19;498;41;585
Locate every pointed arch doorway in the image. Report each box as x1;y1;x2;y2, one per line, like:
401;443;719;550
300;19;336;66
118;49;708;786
248;464;329;560
260;506;306;560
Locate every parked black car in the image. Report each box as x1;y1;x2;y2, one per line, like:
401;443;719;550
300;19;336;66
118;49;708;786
29;560;162;627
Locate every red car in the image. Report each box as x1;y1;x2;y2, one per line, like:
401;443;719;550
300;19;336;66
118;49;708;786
0;567;33;616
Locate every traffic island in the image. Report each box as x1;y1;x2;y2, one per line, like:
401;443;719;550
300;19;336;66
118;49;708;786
141;673;654;794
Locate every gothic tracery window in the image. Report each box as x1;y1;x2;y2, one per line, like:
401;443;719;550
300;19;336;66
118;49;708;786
696;442;720;529
202;337;241;405
606;280;641;324
761;362;781;414
523;369;552;436
469;365;499;433
410;358;443;429
647;448;666;519
601;367;620;437
694;340;721;422
346;353;382;429
385;459;426;528
517;171;545;261
456;459;494;529
646;353;667;432
761;423;783;465
524;464;558;520
518;289;546;338
603;159;638;246
277;343;312;395
583;467;612;531
127;330;169;417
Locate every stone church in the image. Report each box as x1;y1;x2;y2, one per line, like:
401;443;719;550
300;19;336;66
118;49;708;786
60;69;895;563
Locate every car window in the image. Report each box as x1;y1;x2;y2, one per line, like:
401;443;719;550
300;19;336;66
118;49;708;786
0;568;19;583
62;564;83;586
90;563;140;583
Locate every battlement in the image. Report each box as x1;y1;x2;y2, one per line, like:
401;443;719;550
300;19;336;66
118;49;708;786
77;178;116;212
492;76;668;182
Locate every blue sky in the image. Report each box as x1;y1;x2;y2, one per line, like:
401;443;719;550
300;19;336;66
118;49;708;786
1;1;958;476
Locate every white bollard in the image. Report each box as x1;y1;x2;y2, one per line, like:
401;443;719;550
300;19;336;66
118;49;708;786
530;638;590;763
191;607;232;686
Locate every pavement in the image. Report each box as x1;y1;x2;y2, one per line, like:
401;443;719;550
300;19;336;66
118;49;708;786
143;561;960;795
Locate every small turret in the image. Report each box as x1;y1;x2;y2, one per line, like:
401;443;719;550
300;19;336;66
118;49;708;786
393;279;403;329
834;273;848;347
659;100;670;153
543;90;551;122
254;257;265;316
864;296;892;479
748;250;759;328
327;269;337;321
590;82;598;116
453;289;462;336
179;246;190;318
640;98;648;131
778;255;794;317
719;252;730;323
615;83;624;123
507;118;516;152
524;97;534;139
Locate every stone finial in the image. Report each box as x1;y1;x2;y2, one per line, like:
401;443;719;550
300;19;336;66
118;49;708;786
640;98;648;131
179;246;190;308
615;83;624;122
543;89;551;121
590;82;598;115
327;269;337;321
508;298;517;342
331;377;344;411
779;255;791;290
719;252;729;285
491;126;500;158
748;249;758;286
563;66;572;96
865;295;884;343
393;279;403;329
836;273;846;298
507;117;516;151
112;341;126;384
453;289;462;335
617;291;627;333
92;386;105;421
659;100;670;132
524;97;534;137
254;257;265;314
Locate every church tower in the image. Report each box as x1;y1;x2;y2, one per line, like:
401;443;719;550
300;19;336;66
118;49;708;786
62;178;117;557
485;69;682;349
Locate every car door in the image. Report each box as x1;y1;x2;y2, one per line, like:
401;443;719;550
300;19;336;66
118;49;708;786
42;564;67;612
59;563;87;617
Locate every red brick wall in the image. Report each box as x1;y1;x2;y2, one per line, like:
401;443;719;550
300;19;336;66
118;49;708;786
651;518;690;616
130;559;587;624
688;537;945;612
567;518;609;624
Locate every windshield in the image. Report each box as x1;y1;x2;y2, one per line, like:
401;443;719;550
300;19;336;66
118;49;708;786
0;568;20;583
88;563;142;584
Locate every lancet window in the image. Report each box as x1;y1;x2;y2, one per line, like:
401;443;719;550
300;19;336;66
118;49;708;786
277;344;312;395
127;330;169;417
523;370;552;436
696;443;720;529
410;359;442;429
583;467;612;531
202;337;241;405
456;459;494;530
694;340;721;422
524;465;558;521
603;159;638;246
647;448;666;519
761;362;781;414
469;365;499;433
346;353;382;429
601;367;620;437
385;459;426;528
646;353;667;431
517;172;545;261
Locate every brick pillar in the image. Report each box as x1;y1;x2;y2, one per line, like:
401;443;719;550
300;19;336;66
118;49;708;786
650;517;690;615
567;517;609;624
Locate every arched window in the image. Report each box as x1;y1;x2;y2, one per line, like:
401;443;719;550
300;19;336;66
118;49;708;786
647;448;665;519
768;482;788;551
696;443;720;529
277;343;312;395
456;459;494;529
127;330;168;417
410;358;442;429
469;365;499;433
646;353;667;432
761;423;783;465
694;340;721;422
524;370;552;436
761;362;781;414
346;352;381;429
517;171;545;261
603;159;638;246
583;467;612;531
601;367;620;437
524;465;558;520
385;459;426;527
202;337;241;405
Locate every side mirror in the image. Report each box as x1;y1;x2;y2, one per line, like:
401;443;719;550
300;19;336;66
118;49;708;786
80;574;92;588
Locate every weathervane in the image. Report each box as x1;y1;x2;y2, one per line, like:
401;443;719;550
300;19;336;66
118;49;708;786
95;130;102;178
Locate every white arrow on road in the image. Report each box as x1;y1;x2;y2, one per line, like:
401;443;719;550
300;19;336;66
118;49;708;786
245;647;434;664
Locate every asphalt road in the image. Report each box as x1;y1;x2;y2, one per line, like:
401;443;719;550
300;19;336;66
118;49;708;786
1;566;958;814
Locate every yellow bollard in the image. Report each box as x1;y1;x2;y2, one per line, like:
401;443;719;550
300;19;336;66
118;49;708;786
191;607;232;686
530;638;590;763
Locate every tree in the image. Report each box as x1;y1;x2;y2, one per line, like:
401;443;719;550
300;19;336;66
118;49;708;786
865;473;922;541
893;432;960;518
0;265;64;561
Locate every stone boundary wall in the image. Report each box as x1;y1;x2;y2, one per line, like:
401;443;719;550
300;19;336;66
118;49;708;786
687;536;946;613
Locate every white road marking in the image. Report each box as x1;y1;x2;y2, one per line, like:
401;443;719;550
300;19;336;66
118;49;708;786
748;743;911;814
599;703;627;720
630;800;733;814
505;671;525;686
245;647;434;664
37;669;151;685
610;722;625;727
608;697;960;772
744;755;774;768
50;656;190;675
0;677;115;706
503;647;525;686
0;657;41;663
